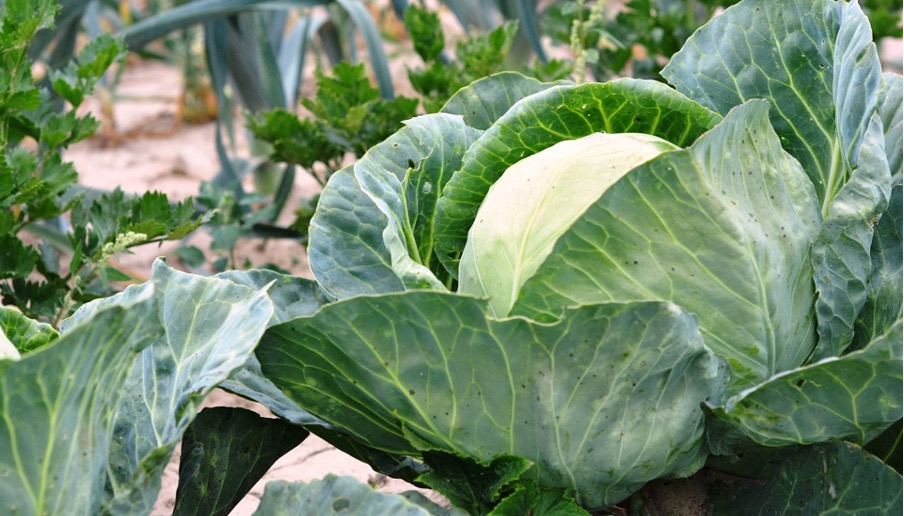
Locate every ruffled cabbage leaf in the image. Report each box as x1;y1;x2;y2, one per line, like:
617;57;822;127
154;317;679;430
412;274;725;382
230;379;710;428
257;293;727;509
663;0;895;358
511;101;821;391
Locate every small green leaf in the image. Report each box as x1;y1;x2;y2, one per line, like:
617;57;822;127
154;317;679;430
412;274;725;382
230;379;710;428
247;110;344;169
50;33;126;108
403;5;445;63
174;246;206;268
407;60;460;112
456;21;518;80
490;484;588;516
0;234;39;280
172;407;309;516
301;62;380;128
417;452;533;514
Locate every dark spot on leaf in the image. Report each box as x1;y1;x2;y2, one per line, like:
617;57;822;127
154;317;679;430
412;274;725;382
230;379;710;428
333;498;351;511
409;389;416;395
407;159;416;169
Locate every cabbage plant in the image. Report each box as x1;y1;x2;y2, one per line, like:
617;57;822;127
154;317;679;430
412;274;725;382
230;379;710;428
251;0;903;511
0;0;901;514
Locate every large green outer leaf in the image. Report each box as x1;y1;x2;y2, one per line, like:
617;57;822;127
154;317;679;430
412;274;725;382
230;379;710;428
257;293;727;509
713;319;903;446
61;260;275;515
433;78;720;278
309;115;482;297
662;0;882;209
441;72;571;131
662;0;890;357
707;440;903;514
172;407;309;516
214;270;429;484
0;287;158;515
0;306;57;354
512;101;821;390
253;476;447;515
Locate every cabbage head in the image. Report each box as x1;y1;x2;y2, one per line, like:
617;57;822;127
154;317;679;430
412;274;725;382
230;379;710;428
459;133;679;317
